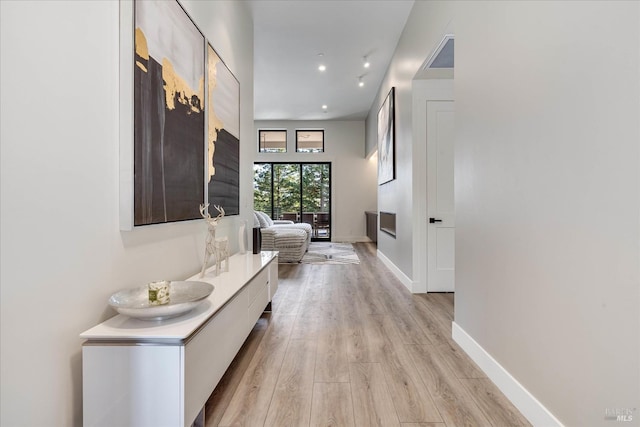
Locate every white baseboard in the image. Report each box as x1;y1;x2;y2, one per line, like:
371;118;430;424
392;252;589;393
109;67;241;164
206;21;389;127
376;249;415;292
452;322;564;427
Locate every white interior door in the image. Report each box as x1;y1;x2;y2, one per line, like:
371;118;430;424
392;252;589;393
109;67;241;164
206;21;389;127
427;101;455;292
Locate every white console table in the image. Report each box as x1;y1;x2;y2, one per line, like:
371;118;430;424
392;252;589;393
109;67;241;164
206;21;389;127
80;251;278;427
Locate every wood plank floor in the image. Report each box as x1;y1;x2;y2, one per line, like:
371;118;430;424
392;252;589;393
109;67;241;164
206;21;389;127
206;243;531;427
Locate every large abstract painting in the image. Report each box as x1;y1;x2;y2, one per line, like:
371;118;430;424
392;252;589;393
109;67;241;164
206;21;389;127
207;44;240;216
378;87;395;185
134;0;205;225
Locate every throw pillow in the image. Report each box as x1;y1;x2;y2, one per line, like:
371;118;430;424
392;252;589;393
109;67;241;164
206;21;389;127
255;211;272;228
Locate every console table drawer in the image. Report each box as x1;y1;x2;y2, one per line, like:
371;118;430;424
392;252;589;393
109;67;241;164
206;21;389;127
245;268;269;306
268;259;278;299
247;283;269;329
184;288;246;425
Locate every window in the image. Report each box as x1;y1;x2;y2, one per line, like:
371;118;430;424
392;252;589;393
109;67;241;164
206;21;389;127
254;162;331;240
258;130;287;153
296;130;324;153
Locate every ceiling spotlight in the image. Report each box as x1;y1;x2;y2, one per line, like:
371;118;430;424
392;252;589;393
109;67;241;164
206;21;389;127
363;56;370;68
358;76;364;87
322;105;328;110
318;64;326;72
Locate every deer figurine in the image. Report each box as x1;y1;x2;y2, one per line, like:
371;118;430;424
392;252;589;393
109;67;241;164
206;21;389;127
199;204;225;277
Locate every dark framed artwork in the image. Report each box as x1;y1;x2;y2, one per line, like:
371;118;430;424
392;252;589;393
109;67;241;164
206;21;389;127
206;43;240;216
133;0;205;226
377;87;395;185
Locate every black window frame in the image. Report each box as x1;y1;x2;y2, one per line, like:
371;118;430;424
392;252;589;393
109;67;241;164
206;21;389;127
253;161;332;241
258;129;287;153
295;129;324;153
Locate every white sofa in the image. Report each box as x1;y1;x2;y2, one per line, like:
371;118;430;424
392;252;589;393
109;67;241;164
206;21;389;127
254;211;313;262
254;211;312;246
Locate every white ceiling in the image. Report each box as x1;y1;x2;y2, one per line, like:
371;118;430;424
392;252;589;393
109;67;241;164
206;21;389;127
247;0;414;121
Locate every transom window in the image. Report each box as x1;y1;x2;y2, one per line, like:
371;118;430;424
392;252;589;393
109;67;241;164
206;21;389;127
296;130;324;153
258;129;287;153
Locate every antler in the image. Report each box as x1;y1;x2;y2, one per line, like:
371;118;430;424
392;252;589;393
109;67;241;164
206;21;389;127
213;205;225;220
199;203;210;219
200;203;225;224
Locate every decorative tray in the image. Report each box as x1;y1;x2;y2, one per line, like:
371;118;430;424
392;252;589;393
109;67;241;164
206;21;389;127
108;281;214;321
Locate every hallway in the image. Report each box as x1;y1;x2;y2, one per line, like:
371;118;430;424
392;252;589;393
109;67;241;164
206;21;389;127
205;243;530;426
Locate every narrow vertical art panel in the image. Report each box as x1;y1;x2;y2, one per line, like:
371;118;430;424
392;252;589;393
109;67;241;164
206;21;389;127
207;44;240;216
378;87;395;185
134;0;205;225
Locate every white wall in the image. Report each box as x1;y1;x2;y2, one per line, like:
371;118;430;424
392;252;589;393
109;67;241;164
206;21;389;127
454;2;639;426
365;0;455;284
255;120;377;242
0;1;253;425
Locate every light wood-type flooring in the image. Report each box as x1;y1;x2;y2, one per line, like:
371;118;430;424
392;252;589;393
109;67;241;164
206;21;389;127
205;242;531;427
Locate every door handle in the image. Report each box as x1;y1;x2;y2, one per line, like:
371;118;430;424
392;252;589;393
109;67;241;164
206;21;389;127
429;218;442;223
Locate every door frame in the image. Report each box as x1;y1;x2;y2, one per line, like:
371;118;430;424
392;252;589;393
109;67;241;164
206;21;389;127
411;77;454;293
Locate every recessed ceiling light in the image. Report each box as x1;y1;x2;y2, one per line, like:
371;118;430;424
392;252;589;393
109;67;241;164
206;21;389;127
358;76;364;87
318;64;326;72
363;56;370;68
322;105;328;110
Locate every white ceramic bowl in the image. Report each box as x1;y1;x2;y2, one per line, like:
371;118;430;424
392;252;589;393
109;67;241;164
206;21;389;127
108;281;214;321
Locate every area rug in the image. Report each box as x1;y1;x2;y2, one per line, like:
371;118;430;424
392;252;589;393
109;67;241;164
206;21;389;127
300;242;360;265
